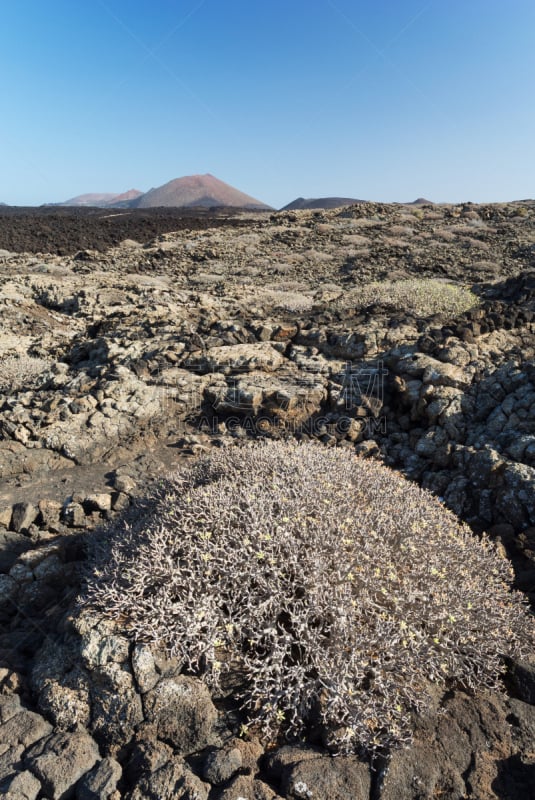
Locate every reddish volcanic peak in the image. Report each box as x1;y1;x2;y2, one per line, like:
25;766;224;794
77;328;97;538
134;173;271;209
110;189;143;203
60;175;271;209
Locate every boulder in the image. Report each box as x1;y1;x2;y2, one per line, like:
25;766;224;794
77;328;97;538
202;745;242;785
0;770;42;800
0;530;32;572
142;676;218;754
126;757;209;800
24;727;99;800
89;663;144;752
75;757;122;800
381;690;529;800
10;502;38;533
131;644;160;694
280;755;371;800
214;775;282;799
188;343;285;375
0;709;52;750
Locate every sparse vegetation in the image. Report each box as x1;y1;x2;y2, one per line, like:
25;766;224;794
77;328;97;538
461;237;491;252
81;440;532;755
0;354;51;394
245;281;316;312
341;278;480;317
381;236;413;249
387;224;414;237
435;228;457;242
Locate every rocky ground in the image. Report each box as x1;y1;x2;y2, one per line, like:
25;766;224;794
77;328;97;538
0;200;534;799
0;206;251;255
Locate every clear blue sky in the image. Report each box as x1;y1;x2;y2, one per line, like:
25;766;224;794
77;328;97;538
2;0;534;207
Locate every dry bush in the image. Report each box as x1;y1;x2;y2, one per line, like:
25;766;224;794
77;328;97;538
263;280;310;292
397;212;419;224
269;263;295;276
0;354;51;394
465;217;490;229
315;223;336;235
381;237;413;249
289;253;307;265
192;272;225;285
345;246;371;259
340;279;479;317
255;287;314;313
435;228;457;242
303;249;334;263
80;440;533;755
451;224;489;236
351;218;386;229
461;238;491;252
388;225;414;237
461;210;482;221
235;265;260;278
471;259;501;274
412;232;433;242
235;233;262;247
314;282;344;301
342;234;369;246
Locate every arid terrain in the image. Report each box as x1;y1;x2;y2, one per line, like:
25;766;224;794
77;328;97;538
0;201;534;799
0;205;252;255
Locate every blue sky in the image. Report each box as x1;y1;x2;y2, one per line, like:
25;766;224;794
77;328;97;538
2;0;534;207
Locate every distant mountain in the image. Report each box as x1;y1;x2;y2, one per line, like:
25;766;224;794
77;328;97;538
281;197;363;211
62;192;119;207
132;174;271;210
57;175;270;209
60;189;143;208
0;202;9;206
105;189;143;206
408;197;434;205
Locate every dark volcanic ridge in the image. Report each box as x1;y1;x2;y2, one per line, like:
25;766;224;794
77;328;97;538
408;197;435;205
282;196;364;210
0;205;252;255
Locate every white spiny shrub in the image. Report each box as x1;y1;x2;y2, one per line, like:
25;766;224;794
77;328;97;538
81;440;533;754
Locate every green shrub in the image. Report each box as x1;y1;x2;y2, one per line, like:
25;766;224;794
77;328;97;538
81;441;533;754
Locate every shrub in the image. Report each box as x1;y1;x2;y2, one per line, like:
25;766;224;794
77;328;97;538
254;282;315;313
340;278;479;317
80;441;533;755
0;354;51;394
351;218;386;229
263;291;314;313
381;236;413;249
341;233;369;246
422;210;443;221
435;228;457;242
461;237;491;252
389;224;415;237
451;223;491;236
